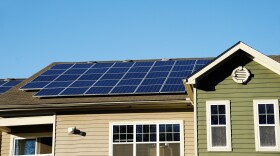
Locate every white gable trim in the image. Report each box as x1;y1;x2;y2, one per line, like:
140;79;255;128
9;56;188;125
187;42;280;84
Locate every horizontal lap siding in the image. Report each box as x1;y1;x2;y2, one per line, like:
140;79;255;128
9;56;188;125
55;110;194;156
197;61;280;156
1;132;10;156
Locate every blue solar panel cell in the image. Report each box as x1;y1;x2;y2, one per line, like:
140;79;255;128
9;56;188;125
161;85;185;93
111;86;137;94
60;87;88;95
194;65;205;70
64;69;87;75
175;60;196;65
172;66;193;71
92;63;114;68
154;61;175;66
78;74;103;80
117;79;142;86
0;81;6;86
123;73;146;79
196;59;211;64
70;81;95;87
56;75;80;81
41;70;65;75
33;75;58;82
133;62;154;67
165;78;183;85
113;62;134;68
45;81;72;88
0;87;11;94
2;80;21;86
146;72;169;78
136;85;162;93
51;64;73;69
85;87;112;95
94;80;119;86
150;66;172;72
35;88;64;97
21;82;50;89
129;67;151;73
85;68;109;74
107;68;129;73
71;63;93;69
101;73;124;80
141;78;165;85
169;71;192;78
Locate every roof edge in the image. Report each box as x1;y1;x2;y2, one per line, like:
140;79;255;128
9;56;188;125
186;42;280;84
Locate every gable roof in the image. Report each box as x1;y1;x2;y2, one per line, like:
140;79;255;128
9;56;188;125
186;42;280;84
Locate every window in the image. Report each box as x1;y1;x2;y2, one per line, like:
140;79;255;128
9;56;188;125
110;121;183;156
206;100;231;151
12;134;52;156
253;100;280;151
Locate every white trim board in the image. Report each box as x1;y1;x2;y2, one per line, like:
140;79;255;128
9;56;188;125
0;116;54;126
187;42;280;84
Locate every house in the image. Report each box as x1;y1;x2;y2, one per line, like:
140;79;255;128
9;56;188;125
0;42;278;156
186;42;280;156
0;58;212;156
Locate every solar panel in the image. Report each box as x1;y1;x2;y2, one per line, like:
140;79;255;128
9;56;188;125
0;79;23;94
21;59;211;97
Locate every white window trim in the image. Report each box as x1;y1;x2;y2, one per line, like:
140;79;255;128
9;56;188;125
10;133;53;156
206;100;232;151
109;120;184;156
253;99;280;152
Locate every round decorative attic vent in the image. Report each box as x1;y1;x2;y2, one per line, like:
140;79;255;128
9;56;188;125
231;66;250;84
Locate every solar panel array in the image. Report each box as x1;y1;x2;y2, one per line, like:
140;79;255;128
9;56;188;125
0;79;23;94
20;59;211;97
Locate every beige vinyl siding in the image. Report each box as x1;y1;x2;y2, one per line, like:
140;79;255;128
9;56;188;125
55;109;194;156
1;132;11;156
197;60;280;156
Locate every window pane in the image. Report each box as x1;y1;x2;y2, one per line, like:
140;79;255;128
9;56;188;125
266;104;274;114
267;115;275;124
211;115;218;125
211;127;226;147
37;137;52;154
136;143;156;156
150;125;156;133
218;105;225;114
258;104;265;114
166;124;173;132
143;134;149;142
219;115;226;125
259;126;276;147
150;134;156;142
259;115;266;124
14;139;36;155
113;134;119;142
136;134;142;142
211;105;218;114
159;143;180;156
159;125;165;132
173;124;180;132
113;144;133;156
166;133;172;141
127;134;133;142
127;125;133;133
120;125;126;133
113;125;120;133
160;133;166;141
174;133;180;141
143;125;150;133
136;125;142;133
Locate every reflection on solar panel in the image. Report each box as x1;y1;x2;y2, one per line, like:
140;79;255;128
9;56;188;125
20;59;211;97
0;79;23;94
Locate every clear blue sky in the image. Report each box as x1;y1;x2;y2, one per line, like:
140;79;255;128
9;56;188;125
0;0;279;78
